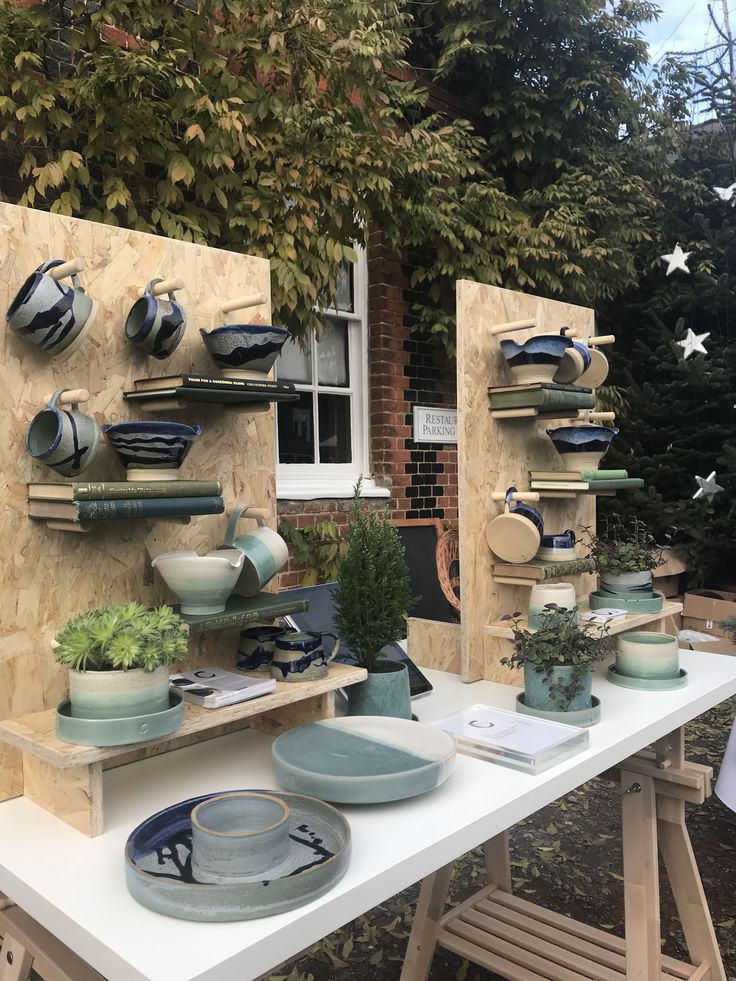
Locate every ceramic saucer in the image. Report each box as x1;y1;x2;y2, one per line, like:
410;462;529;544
56;691;184;747
606;665;688;691
516;693;601;727
588;589;664;614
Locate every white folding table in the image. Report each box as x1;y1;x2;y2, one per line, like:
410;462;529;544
0;649;734;981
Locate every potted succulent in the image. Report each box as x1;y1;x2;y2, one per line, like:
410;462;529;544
501;606;611;714
334;481;415;718
586;516;663;596
54;603;188;719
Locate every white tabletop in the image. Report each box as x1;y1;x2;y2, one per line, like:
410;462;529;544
1;650;735;981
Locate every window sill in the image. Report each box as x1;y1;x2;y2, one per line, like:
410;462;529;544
276;474;391;501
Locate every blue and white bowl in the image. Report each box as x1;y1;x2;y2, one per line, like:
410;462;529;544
200;324;291;377
546;425;619;470
500;334;573;384
103;421;203;481
537;529;576;562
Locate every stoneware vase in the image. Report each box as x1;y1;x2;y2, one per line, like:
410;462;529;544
6;259;97;358
26;388;101;477
237;625;287;672
528;582;577;628
152;549;245;615
536;529;576;563
270;631;340;683
125;278;187;360
190;792;291;882
523;663;593;713
499;334;573;385
346;662;412;719
223;506;289;596
485;486;544;564
546;425;619;471
103;421;203;481
615;632;680;680
200;323;291;377
68;665;170;720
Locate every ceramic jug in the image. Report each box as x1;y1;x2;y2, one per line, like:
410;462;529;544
125;279;187;360
270;631;340;683
7;259;96;358
26;388;101;477
222;506;289;596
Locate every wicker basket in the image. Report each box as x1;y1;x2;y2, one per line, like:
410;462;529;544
436;528;460;618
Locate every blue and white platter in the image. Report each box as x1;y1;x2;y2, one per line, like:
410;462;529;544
125;789;350;921
271;716;456;804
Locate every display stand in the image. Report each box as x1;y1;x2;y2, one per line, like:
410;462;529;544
0;900;104;981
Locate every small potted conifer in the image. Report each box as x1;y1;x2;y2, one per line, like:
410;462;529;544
334;480;415;718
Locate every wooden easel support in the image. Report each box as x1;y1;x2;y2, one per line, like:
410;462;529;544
0;903;104;981
400;729;725;981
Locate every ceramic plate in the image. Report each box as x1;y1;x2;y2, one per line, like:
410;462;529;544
271;716;456;804
125;790;350;921
56;691;184;747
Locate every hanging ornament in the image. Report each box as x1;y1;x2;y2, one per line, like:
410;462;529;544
677;328;710;359
693;471;724;500
715;182;736;201
660;243;692;275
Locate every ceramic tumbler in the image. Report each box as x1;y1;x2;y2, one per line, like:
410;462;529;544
125;279;187;359
238;625;286;672
223;506;289;596
528;582;577;628
270;631;340;682
26;389;101;477
7;259;96;358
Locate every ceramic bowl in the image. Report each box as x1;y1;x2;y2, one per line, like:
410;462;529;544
500;334;573;385
546;425;619;470
200;324;291;377
537;529;576;562
152;549;245;614
102;421;203;480
615;632;680;680
191;792;291;882
554;340;592;384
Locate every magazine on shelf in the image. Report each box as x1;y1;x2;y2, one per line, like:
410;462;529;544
169;667;275;709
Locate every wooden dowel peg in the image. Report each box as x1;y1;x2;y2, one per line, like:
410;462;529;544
221;292;266;314
490;491;540;503
569;333;615;346
578;411;616;421
47;258;86;281
242;506;271;520
146;278;185;298
42;388;89;406
490;317;538;336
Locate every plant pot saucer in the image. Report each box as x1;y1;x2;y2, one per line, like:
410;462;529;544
588;589;664;613
516;692;601;727
55;690;184;746
606;665;688;691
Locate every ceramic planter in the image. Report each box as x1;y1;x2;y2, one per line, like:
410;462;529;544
200;323;291;377
68;665;170;720
26;388;101;477
346;662;412;719
546;425;619;470
588;589;664;614
528;582;577;628
125;279;186;359
103;421;203;481
599;570;653;595
500;334;573;384
615;632;680;680
152;549;245;614
523;663;593;713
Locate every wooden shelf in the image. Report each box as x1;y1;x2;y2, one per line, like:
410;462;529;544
483;601;683;639
490;407;584;420
491;557;596;585
178;592;309;634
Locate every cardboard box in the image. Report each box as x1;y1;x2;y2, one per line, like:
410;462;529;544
686;638;736;656
682;589;736;637
653;548;688;598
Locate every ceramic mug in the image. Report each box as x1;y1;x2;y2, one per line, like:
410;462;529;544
237;625;288;672
223;506;289;597
270;631;340;683
528;582;577;628
537;529;576;562
553;327;592;384
484;486;544;563
7;259;96;357
125;279;187;360
26;389;101;477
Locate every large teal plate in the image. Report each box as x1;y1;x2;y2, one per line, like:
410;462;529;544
588;589;664;613
271;716;456;803
56;690;184;746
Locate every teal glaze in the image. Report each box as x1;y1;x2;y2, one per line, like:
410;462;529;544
607;665;688;691
523;663;592;712
588;589;664;613
224;506;289;596
56;691;183;746
346;663;411;719
191;793;290;882
517;692;601;727
68;665;170;720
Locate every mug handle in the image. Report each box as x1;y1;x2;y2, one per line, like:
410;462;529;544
38;260;84;293
223;504;267;546
47;388;77;411
320;632;340;661
503;485;518;515
564;529;576;545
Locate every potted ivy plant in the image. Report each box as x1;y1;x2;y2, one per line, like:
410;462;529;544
501;606;610;715
333;481;415;718
586;516;663;596
54;603;188;719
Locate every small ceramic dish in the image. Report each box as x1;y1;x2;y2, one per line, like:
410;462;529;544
152;549;245;614
56;690;184;747
546;425;619;470
500;334;573;385
200;324;291;377
536;529;576;562
103;421;203;481
516;692;601;727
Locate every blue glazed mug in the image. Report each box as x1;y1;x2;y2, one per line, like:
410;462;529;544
237;625;288;672
223;506;289;597
26;388;101;477
7;259;96;358
270;631;340;683
125;279;187;360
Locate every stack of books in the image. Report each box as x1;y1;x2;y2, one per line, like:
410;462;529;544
123;373;299;411
488;382;595;418
170;668;276;709
27;479;225;532
529;469;644;496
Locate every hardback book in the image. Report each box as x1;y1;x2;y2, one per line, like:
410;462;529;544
432;704;588;774
531;478;644;491
123;384;297;406
169;668;276;709
492;559;595;581
133;373;286;393
28;480;222;502
488;382;593;396
133;396;271;414
28;495;225;522
529;469;629;481
489;388;595;411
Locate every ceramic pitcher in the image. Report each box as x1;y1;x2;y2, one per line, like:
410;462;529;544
7;259;95;357
125;279;187;360
223;506;289;596
270;631;340;683
26;389;101;477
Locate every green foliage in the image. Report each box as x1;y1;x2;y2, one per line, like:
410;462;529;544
333;480;414;672
279;518;347;586
54;603;188;672
584;516;663;576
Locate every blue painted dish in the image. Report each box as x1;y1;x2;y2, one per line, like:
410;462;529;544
271;716;456;804
500;334;573;384
125;789;350;921
200;324;291;375
103;421;203;477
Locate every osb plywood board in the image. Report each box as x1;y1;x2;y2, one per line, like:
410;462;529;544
455;281;598;683
0;203;275;796
407;617;461;675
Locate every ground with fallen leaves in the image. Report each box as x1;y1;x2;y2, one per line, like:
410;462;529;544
270;695;736;981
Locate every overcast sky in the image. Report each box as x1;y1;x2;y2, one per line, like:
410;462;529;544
642;1;715;62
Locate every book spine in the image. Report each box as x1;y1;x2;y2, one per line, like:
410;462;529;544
580;469;628;481
71;481;223;500
182;376;295;394
76;496;225;520
587;479;644;490
491;390;595;409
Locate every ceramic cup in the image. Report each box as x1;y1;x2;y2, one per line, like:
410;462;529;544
537;529;576;562
125;279;187;360
615;632;680;680
577;345;609;388
191;792;290;882
238;625;287;672
26;388;101;477
7;259;96;358
528;582;577;628
222;506;289;596
270;631;340;683
553;328;592;384
484;486;544;563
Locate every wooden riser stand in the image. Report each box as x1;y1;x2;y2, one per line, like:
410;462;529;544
400;728;725;981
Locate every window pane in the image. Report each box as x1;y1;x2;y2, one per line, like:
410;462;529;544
278;392;315;463
318;393;352;463
278;337;312;384
335;260;354;312
317;319;349;388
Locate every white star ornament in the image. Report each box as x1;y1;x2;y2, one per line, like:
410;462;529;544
660;244;692;276
677;328;709;359
693;472;724;500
